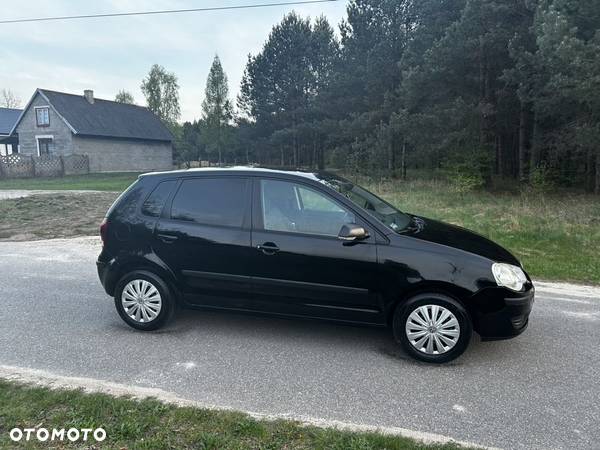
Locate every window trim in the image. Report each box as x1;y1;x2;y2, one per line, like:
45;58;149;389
34;106;50;127
255;177;366;240
35;135;54;156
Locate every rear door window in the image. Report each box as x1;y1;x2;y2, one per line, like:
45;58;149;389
142;180;177;217
170;177;247;228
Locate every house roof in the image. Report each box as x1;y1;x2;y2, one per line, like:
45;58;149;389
0;107;22;136
13;89;173;142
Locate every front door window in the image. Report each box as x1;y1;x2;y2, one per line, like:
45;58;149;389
260;179;355;236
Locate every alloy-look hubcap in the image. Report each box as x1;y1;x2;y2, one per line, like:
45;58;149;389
405;305;460;355
121;280;162;323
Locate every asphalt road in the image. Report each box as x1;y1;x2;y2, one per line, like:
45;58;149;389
0;237;598;449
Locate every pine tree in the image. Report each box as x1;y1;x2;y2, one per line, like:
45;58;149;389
239;13;338;167
233;0;599;191
201;55;233;165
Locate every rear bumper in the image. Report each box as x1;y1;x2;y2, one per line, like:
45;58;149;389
97;258;117;296
471;285;535;340
97;260;109;293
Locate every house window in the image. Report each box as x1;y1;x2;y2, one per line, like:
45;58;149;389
36;107;50;127
37;137;54;155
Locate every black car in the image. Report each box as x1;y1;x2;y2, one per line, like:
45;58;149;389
97;167;534;363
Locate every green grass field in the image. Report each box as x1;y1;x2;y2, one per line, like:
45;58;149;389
0;172;140;191
0;380;465;450
0;172;598;284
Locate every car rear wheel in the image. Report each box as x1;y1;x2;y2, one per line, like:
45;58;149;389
393;293;472;363
114;270;175;331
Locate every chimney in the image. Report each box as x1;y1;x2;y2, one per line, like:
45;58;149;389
84;89;94;104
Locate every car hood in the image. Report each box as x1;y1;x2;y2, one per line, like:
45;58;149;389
400;216;521;266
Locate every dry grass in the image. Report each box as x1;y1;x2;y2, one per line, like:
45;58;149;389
0;192;118;241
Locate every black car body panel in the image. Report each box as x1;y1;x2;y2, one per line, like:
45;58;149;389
97;167;534;339
400;217;521;266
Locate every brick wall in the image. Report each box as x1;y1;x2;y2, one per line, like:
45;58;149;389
72;136;173;172
16;93;74;156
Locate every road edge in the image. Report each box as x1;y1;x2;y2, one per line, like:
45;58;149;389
0;364;497;450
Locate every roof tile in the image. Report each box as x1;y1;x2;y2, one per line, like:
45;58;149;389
0;107;22;135
39;89;173;142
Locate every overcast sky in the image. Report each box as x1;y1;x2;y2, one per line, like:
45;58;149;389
0;0;347;121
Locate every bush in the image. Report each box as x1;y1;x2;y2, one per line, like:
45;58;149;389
443;147;490;193
529;162;557;192
447;167;485;193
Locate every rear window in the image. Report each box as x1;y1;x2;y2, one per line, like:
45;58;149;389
142;180;176;217
170;177;247;228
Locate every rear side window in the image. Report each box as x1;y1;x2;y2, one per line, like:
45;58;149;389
142;180;177;217
170;178;247;228
106;179;141;218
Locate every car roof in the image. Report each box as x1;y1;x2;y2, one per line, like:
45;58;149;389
139;166;342;183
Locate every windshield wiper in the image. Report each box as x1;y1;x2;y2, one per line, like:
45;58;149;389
398;215;423;233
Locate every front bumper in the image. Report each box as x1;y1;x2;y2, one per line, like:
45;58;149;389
470;284;535;340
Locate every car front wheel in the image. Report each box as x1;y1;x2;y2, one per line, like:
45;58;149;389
393;293;472;363
114;270;175;331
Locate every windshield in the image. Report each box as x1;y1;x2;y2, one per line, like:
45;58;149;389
318;175;412;233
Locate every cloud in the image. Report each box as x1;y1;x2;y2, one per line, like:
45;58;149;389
0;0;347;121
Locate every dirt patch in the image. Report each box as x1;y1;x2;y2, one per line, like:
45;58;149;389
0;192;119;241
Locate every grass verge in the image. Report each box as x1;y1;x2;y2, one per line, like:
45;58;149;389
0;172;140;192
0;380;466;450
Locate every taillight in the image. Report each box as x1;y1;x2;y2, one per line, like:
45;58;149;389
100;218;108;246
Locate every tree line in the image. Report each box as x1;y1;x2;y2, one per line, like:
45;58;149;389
135;0;600;193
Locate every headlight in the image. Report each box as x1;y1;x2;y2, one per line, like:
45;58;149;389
492;263;527;291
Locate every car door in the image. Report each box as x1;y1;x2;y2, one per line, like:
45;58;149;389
153;176;253;309
249;177;384;324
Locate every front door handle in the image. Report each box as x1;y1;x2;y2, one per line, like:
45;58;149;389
157;233;178;244
257;242;279;255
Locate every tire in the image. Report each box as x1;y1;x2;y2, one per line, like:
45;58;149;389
114;270;175;331
393;293;472;364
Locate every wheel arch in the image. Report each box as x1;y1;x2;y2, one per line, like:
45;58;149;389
386;281;473;326
105;255;181;304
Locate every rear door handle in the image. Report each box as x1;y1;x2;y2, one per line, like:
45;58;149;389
257;242;279;255
157;233;178;244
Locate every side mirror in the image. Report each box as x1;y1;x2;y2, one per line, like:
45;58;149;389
338;223;369;242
